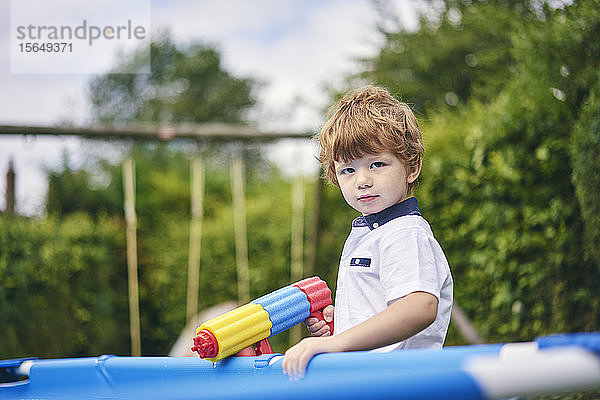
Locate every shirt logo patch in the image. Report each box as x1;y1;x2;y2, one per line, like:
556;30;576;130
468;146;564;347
350;257;371;267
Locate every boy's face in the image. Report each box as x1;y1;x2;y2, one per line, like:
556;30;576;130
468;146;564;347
334;151;420;215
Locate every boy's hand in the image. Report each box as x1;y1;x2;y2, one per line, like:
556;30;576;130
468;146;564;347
284;292;438;380
304;305;334;337
282;335;341;380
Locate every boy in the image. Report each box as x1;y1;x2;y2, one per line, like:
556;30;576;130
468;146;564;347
282;86;453;379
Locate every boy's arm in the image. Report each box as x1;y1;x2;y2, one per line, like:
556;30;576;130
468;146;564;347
282;291;438;379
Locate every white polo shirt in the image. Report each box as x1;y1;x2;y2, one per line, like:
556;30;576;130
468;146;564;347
333;197;453;351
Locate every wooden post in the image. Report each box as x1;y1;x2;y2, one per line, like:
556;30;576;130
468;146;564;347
186;155;204;327
123;157;142;356
451;302;484;344
305;174;324;277
290;175;305;283
5;158;15;215
231;151;250;304
289;174;305;345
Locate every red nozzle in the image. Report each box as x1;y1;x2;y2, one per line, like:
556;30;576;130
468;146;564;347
191;329;219;359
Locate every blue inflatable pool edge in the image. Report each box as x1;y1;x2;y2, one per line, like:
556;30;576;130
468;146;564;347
1;333;600;400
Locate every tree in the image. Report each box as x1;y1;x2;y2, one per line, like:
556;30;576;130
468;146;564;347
412;0;600;342
362;1;550;114
0;213;129;358
571;75;600;268
88;33;255;124
38;33;275;355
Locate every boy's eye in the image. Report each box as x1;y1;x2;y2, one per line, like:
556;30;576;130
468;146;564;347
370;161;385;169
340;167;355;175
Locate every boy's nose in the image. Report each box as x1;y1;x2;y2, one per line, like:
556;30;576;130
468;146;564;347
356;170;372;189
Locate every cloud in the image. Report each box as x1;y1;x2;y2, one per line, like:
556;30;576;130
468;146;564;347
151;0;385;131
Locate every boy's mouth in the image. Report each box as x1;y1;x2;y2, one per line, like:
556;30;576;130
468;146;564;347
358;194;379;202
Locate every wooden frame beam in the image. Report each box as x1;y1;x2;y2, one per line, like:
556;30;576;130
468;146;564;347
0;123;311;141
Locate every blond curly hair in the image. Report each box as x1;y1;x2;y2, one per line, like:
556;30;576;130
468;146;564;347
318;85;424;195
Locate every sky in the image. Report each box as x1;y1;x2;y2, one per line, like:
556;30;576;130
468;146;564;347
0;0;419;215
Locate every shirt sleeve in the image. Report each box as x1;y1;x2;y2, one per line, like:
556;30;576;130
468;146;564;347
378;226;444;305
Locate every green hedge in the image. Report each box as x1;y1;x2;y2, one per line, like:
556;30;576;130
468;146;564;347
0;213;129;358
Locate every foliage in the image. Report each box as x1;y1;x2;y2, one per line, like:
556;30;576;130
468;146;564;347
361;0;532;114
88;33;255;124
571;73;600;268
312;183;358;285
46;152;123;216
0;213;128;358
4;32;275;356
413;0;600;343
13;143;321;356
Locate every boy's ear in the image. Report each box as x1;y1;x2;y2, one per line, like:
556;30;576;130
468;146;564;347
407;159;422;184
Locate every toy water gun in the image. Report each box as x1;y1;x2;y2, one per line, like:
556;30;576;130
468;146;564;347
191;276;334;362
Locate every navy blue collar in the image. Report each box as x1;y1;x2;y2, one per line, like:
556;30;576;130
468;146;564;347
352;197;421;230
